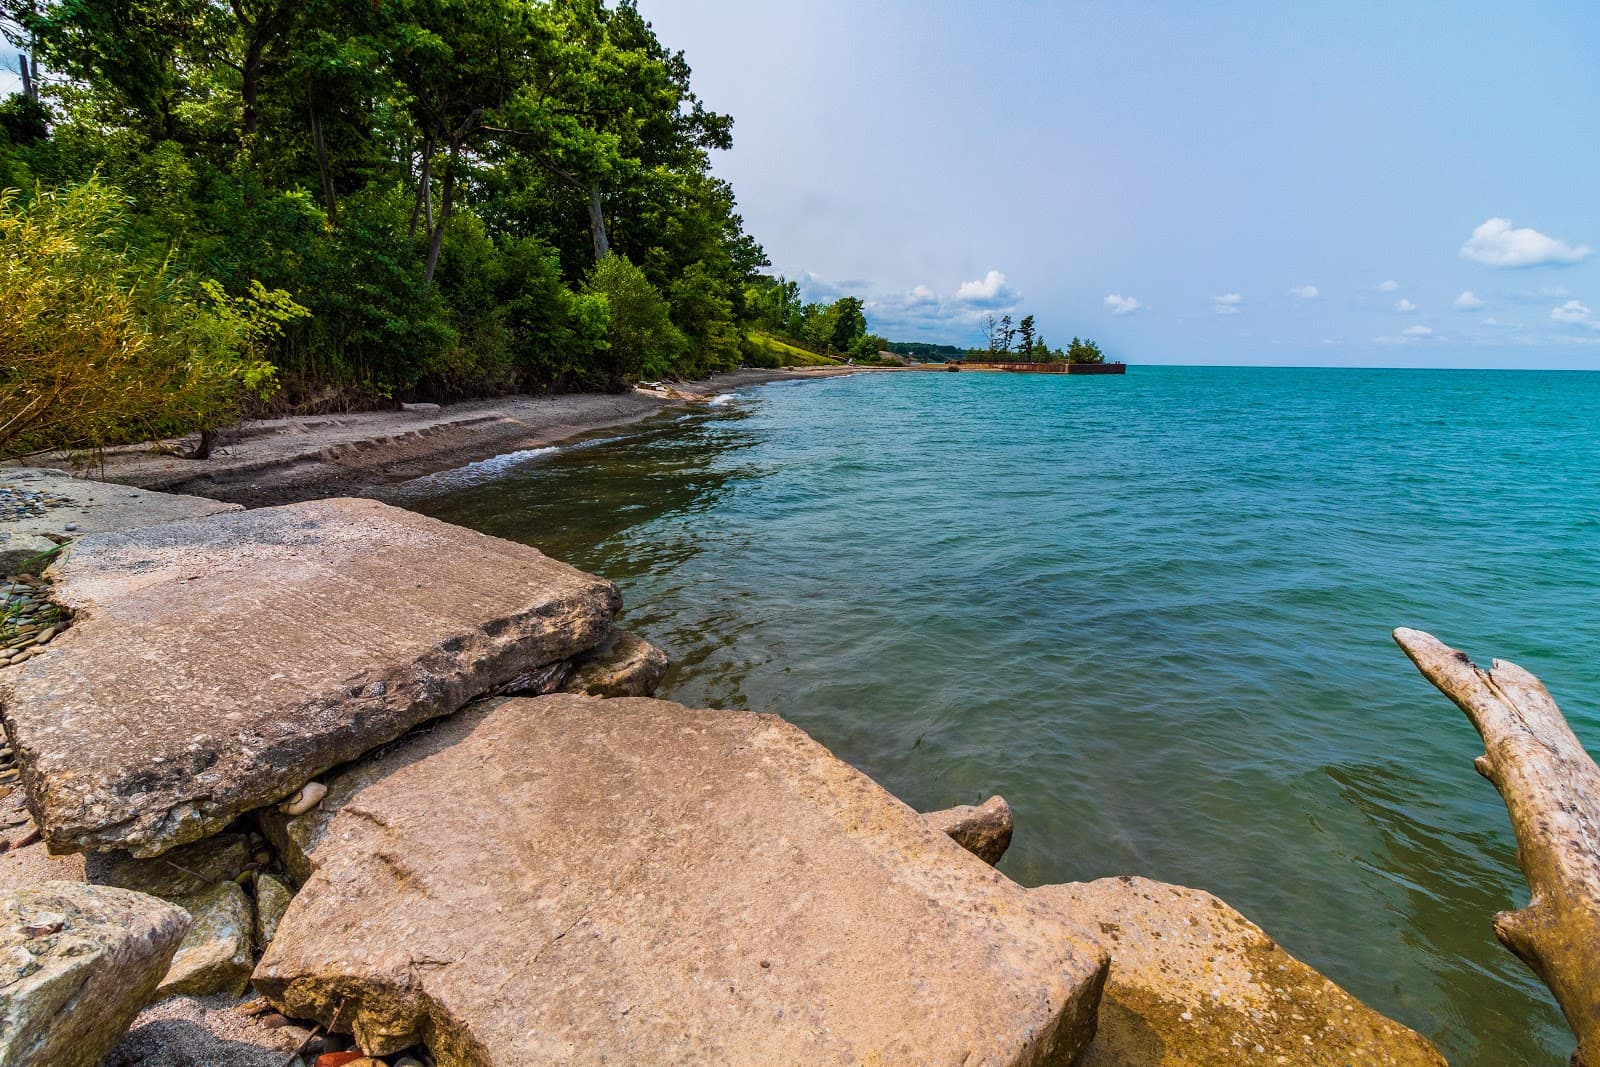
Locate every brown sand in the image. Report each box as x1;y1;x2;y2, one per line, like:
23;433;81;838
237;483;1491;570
18;368;853;508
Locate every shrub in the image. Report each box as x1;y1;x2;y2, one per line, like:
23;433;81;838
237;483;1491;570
585;254;686;384
0;180;303;458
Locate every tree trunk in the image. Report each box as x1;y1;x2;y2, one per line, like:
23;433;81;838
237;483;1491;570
189;428;218;460
309;96;337;223
422;149;456;287
409;134;435;240
588;181;609;261
1394;628;1600;1067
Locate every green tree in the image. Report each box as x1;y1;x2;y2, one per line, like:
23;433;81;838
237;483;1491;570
584;253;685;385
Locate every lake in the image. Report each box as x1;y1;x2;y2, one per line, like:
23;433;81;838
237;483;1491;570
411;366;1600;1064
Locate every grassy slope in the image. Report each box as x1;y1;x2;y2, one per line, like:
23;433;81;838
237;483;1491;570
745;330;845;367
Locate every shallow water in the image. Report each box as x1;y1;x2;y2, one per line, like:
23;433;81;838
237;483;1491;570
412;366;1600;1064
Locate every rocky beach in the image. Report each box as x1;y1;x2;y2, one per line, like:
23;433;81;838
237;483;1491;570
0;376;1483;1066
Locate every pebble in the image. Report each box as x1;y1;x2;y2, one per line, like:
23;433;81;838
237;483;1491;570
281;781;328;816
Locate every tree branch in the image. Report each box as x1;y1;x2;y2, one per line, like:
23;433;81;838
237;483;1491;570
1394;628;1600;1067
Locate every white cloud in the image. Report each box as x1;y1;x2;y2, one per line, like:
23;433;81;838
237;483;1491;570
1551;299;1594;324
1378;280;1400;292
1460;218;1591;268
1395;298;1417;313
1537;286;1572;298
1482;317;1521;328
1104;293;1141;316
953;269;1018;307
906;284;938;307
1402;324;1433;337
1213;292;1242;314
1288;284;1319;299
1453;291;1484;310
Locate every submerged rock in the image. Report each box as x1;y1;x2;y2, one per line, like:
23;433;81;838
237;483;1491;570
0;880;190;1067
1034;876;1446;1066
256;694;1108;1065
923;794;1014;864
0;498;621;856
559;629;669;697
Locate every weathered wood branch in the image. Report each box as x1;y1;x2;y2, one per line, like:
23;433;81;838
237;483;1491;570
1394;627;1600;1066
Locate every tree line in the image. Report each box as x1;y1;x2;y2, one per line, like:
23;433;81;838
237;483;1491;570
742;274;886;363
0;0;768;456
975;313;1106;364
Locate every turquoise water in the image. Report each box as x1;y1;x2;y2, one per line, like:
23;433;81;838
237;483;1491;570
412;366;1600;1065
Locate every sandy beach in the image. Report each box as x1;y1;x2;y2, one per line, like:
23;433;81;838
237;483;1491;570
12;368;854;508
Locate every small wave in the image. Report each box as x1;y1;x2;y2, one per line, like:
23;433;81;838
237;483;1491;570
393;445;558;494
706;393;740;406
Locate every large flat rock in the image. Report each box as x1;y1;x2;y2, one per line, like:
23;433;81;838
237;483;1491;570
1034;876;1445;1066
255;694;1109;1065
0;467;240;545
0;499;620;857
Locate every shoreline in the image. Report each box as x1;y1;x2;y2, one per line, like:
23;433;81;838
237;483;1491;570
11;367;855;509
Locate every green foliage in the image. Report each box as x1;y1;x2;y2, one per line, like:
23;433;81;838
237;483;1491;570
0;0;770;422
847;332;887;360
1067;337;1106;364
585;254;683;385
0;180;302;457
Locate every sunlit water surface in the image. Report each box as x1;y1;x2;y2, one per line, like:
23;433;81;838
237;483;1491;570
410;366;1600;1064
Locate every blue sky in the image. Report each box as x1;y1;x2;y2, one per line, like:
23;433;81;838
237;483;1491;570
6;4;1598;366
637;1;1600;367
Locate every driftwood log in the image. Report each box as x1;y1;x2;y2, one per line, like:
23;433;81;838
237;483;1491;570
1394;627;1600;1066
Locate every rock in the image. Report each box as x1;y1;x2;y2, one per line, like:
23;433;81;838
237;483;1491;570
0;533;59;577
280;782;326;816
399;402;441;413
0;467;240;547
1033;876;1446;1066
253;873;292;949
559;629;669;698
0;880;189;1067
86;834;253;899
922;795;1014;865
254;694;1108;1064
157;880;255;998
0;498;621;856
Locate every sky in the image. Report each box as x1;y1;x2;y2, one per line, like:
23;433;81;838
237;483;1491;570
635;1;1600;368
5;4;1598;367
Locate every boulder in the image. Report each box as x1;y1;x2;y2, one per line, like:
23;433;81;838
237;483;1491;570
0;498;621;856
1033;876;1445;1066
923;795;1014;864
559;629;669;697
0;880;190;1067
156;880;254;998
255;694;1109;1065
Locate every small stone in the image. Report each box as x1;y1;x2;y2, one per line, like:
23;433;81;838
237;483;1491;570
280;781;327;816
260;1012;293;1028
